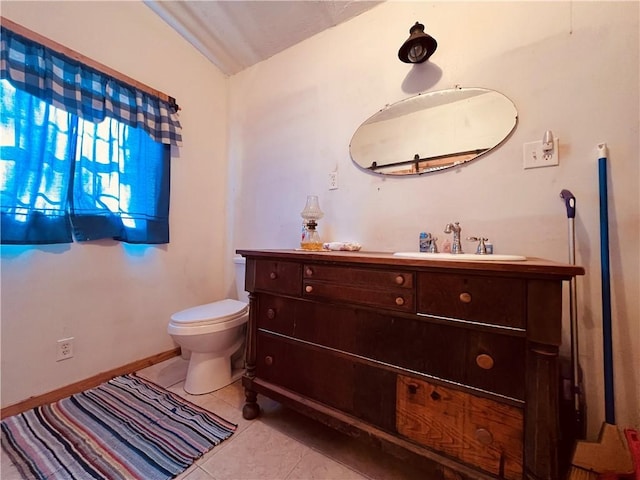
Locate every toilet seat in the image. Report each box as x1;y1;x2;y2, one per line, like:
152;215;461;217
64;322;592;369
170;299;248;326
167;257;249;395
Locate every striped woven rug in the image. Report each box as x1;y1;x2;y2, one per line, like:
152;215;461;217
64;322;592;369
1;374;236;479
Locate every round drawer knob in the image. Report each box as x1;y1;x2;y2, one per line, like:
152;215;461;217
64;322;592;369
265;356;273;366
267;308;276;319
476;353;495;370
459;292;472;304
475;428;493;446
395;297;405;306
270;272;277;280
305;267;313;276
305;285;313;293
408;383;419;394
430;390;441;401
395;275;405;285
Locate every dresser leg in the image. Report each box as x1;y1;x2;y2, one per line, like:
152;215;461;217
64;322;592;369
243;387;260;419
525;342;560;480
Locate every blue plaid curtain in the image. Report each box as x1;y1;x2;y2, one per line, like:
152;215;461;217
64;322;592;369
0;25;173;245
0;26;182;146
70;116;170;243
0;79;75;244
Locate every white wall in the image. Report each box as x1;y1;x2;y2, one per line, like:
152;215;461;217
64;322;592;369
0;1;231;407
229;1;640;436
1;0;637;439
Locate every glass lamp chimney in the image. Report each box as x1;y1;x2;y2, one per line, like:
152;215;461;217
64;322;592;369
300;195;324;251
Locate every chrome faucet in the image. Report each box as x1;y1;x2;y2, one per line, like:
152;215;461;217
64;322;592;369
428;236;438;253
444;222;463;254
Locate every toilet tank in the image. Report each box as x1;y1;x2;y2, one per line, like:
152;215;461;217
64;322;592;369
233;256;249;304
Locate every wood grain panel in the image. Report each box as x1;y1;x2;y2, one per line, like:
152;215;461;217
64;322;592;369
396;375;523;480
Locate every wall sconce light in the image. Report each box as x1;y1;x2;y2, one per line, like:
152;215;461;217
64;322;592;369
398;22;437;64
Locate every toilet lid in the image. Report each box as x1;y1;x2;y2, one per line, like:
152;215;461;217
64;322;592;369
170;299;248;326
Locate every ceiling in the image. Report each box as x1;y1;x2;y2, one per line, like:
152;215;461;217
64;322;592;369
144;1;383;76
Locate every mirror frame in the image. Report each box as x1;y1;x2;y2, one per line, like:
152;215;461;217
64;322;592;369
349;87;518;176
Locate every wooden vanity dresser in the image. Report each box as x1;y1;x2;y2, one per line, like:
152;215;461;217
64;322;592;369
237;249;584;480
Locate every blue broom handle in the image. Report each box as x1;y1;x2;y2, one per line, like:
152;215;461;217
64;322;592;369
599;153;615;425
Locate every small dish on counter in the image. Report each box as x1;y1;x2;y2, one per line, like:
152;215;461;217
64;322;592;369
322;242;362;251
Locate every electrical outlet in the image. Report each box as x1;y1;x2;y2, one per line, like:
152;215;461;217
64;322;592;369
328;171;338;190
523;138;559;169
57;337;74;361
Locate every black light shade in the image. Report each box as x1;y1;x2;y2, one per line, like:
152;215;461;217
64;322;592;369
398;22;437;64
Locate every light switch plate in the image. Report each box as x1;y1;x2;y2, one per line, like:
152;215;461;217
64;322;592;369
523;138;559;169
328;171;338;190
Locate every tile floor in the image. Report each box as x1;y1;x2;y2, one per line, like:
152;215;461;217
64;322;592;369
2;357;428;480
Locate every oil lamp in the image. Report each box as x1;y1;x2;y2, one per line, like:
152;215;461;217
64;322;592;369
300;195;324;251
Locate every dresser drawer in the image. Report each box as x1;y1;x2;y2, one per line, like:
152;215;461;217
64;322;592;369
396;375;523;480
303;281;415;312
302;265;415;312
257;294;523;399
417;272;525;328
292;300;466;383
256;332;354;412
257;297;523;398
304;264;414;289
255;294;296;336
254;260;302;296
256;332;397;431
465;331;525;400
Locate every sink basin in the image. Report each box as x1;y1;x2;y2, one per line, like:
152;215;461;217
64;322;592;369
393;252;527;262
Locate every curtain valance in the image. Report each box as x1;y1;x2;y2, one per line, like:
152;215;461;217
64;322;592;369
0;25;182;146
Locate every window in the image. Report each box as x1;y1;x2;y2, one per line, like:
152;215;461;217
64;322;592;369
0;79;170;244
0;21;181;245
71;108;170;243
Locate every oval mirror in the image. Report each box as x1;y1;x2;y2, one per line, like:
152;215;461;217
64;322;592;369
349;88;518;176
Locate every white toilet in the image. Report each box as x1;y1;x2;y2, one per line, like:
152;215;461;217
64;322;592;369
168;256;249;395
